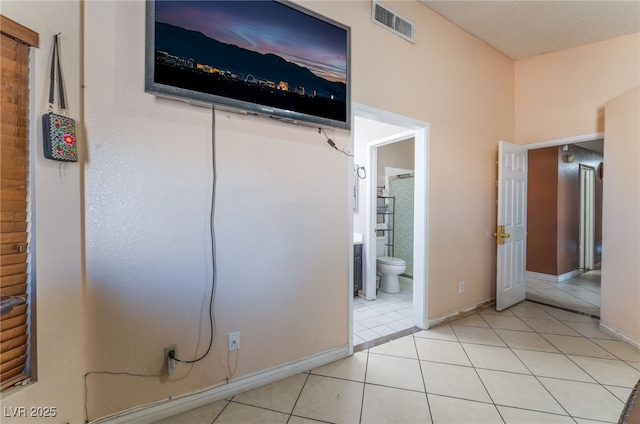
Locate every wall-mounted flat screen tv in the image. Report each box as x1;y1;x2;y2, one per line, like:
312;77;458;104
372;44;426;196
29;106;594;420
145;0;351;129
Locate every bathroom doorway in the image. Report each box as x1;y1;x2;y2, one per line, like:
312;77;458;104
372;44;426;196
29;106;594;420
350;103;429;349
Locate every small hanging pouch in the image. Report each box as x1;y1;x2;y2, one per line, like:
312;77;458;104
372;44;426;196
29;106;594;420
42;34;77;162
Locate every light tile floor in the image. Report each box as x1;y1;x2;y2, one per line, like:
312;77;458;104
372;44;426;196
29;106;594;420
353;279;413;346
526;270;601;317
153;300;640;424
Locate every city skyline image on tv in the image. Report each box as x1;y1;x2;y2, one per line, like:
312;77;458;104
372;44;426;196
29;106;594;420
148;0;350;127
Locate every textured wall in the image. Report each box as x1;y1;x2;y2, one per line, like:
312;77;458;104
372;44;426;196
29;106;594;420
515;33;639;144
601;87;640;341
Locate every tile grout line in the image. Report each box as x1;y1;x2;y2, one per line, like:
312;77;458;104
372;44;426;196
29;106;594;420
411;333;434;424
357;349;370;424
210;399;231;424
284;368;312;424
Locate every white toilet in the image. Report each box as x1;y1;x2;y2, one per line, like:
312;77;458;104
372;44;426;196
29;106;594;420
376;237;406;294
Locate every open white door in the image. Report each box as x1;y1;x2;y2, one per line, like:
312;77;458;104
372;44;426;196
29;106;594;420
496;140;528;311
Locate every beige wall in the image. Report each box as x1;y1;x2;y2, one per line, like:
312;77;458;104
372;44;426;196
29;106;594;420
600;87;640;341
515;33;639;144
0;2;85;423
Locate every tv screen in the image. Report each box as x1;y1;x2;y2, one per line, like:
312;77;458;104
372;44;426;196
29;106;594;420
145;0;351;129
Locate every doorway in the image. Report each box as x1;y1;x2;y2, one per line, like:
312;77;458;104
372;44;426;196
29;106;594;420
350;103;429;349
522;135;604;317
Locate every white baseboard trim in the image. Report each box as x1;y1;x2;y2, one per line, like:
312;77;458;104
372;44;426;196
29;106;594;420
558;269;582;282
428;298;494;329
526;271;557;282
599;322;640;351
88;344;350;424
526;269;581;283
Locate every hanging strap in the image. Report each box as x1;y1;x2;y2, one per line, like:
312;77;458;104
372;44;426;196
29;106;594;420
48;34;66;111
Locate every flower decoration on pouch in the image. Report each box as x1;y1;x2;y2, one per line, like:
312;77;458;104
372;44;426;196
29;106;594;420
63;133;75;146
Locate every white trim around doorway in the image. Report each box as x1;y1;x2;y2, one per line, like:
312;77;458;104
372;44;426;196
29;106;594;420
351;103;430;333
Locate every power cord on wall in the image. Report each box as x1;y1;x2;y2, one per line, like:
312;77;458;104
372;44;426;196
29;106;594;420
319;127;353;156
173;107;218;364
83;109;219;422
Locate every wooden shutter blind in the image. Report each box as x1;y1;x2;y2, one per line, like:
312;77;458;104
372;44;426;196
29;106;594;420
1;15;38;391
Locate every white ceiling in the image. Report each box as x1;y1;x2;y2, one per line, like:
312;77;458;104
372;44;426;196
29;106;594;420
419;1;640;60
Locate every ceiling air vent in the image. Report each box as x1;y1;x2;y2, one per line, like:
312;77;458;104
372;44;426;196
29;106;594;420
372;1;415;43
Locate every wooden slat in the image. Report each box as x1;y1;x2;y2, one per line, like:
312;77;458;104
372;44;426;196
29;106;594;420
0;324;27;343
0;284;26;296
0;67;27;84
0;303;26;318
0;91;27;110
0;113;28;128
0;90;27;110
0;124;29;138
0;345;27;364
0;164;27;181
0;244;28;255
0;368;26;390
0;134;27;149
0;96;27;112
0;68;28;86
0;274;27;289
0;262;27;275
1;100;28;115
0;232;27;244
0;210;27;222
0;200;26;212
0;15;39;47
0;222;27;233
0;252;27;266
0;190;26;202
1;354;26;374
0;335;27;354
0;55;28;72
0;146;28;162
0;259;26;273
1;314;27;331
0;41;27;59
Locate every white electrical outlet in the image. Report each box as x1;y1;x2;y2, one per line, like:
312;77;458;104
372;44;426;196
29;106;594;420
228;331;240;351
459;281;465;294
